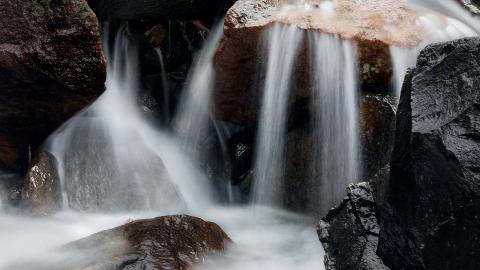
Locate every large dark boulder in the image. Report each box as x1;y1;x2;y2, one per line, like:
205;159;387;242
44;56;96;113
11;215;231;270
0;0;106;172
378;38;480;270
318;182;389;270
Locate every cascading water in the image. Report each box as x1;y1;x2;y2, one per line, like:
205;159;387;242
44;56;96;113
154;48;171;123
390;0;479;97
174;23;224;154
46;25;212;213
252;23;302;207
3;1;480;270
309;32;360;215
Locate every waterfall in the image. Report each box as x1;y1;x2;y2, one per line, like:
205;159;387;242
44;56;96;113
174;23;224;153
391;0;479;97
252;23;302;207
46;25;212;213
309;33;360;215
154;48;171;123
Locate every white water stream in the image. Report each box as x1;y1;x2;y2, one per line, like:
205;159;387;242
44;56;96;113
309;32;360;215
252;23;302;207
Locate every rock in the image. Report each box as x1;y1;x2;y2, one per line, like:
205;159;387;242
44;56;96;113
458;0;480;14
318;182;389;270
0;0;106;172
368;165;390;208
359;94;396;180
88;0;237;21
19;215;231;270
21;152;61;216
213;0;452;124
377;38;480;270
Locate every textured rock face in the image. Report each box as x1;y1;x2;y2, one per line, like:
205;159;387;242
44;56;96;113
359;95;396;180
66;215;229;270
318;182;388;270
378;38;480;270
0;0;106;172
88;0;236;21
21;152;62;216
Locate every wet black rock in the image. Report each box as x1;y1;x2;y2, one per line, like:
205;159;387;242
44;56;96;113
368;165;390;208
378;37;480;270
318;182;389;270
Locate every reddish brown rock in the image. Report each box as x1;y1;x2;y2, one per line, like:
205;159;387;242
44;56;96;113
0;0;106;172
21;151;62;216
212;0;452;124
41;215;232;270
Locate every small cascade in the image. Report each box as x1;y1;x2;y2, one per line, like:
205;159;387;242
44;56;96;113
46;26;212;213
174;23;224;153
309;32;360;215
391;0;479;97
154;48;171;123
252;23;302;207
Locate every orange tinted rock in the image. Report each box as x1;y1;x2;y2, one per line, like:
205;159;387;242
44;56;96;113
213;0;451;124
59;215;232;270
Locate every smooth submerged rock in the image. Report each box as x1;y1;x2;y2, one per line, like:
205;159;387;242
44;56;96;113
318;182;388;270
21;152;61;216
0;0;106;172
17;215;231;270
378;37;480;270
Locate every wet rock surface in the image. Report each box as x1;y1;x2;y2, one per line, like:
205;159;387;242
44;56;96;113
359;94;396;181
318;182;388;270
21;152;62;216
14;215;231;270
0;0;106;172
212;0;451;124
378;37;480;270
